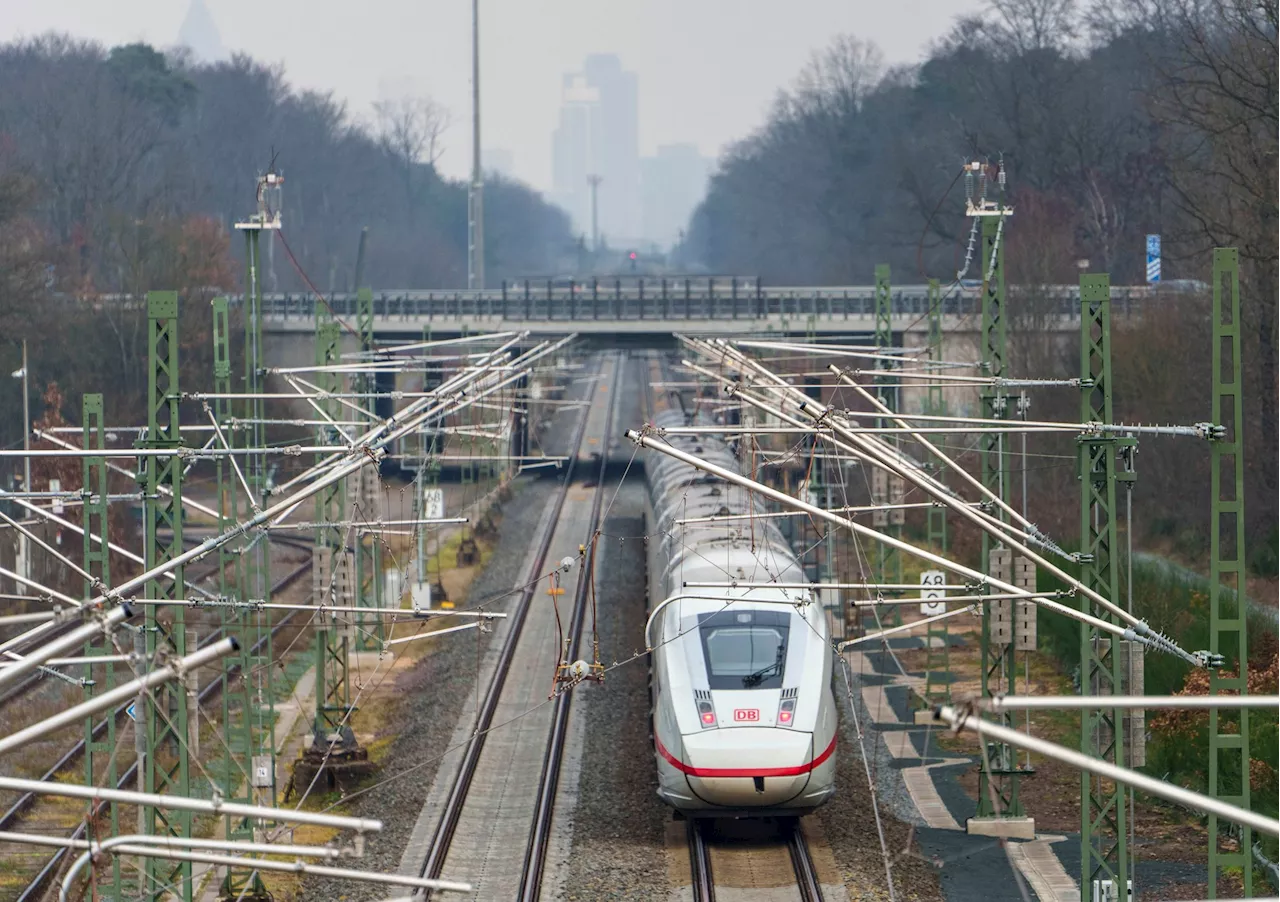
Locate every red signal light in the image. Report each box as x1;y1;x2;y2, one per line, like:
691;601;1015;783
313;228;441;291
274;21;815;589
629;251;637;260
696;698;717;727
778;697;796;726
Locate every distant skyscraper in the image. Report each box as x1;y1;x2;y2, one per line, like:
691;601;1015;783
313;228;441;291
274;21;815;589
551;54;640;245
178;0;228;63
641;144;712;249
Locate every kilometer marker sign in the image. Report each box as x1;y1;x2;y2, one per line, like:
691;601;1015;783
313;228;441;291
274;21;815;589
919;570;946;616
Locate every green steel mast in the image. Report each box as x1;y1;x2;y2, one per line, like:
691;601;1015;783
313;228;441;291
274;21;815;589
354;287;383;649
1207;247;1253;897
139;291;192;902
212;295;272;901
923;278;950;704
1077;273;1132;900
974;193;1026;824
872;264;903;627
82;392;122;900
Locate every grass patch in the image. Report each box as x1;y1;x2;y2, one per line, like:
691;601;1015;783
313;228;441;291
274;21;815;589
1033;553;1278;859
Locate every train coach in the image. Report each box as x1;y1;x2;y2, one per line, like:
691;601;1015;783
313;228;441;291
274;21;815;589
643;409;837;817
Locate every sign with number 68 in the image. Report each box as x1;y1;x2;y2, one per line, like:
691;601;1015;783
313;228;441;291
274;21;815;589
919;570;946;616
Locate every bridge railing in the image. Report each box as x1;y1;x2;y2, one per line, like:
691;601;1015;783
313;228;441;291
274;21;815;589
254;280;1155;324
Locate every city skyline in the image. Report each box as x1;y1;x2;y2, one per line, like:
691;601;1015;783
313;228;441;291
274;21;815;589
642;144;713;249
0;1;979;192
552;54;643;245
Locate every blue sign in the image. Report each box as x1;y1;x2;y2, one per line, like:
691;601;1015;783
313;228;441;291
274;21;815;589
1146;234;1161;283
125;702;137;722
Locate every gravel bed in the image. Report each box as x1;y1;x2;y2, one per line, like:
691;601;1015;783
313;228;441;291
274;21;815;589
297;474;557;901
559;482;670;901
817;652;946;902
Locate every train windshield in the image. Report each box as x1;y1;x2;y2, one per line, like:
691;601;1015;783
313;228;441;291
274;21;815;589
697;610;789;690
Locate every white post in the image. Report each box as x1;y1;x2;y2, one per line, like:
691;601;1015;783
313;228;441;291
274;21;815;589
18;339;30;596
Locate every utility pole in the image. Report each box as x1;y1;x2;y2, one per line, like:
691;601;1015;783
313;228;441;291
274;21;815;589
296;308;373;790
82;392;122;900
588;174;603;254
354;287;383;650
468;0;485;290
234;169;280;679
923;278;950;705
1078;272;1133;901
228;176;281;896
971;161;1032;836
1207;246;1252;897
17;339;30;595
871;264;903;628
139;290;193;902
211;296;271;902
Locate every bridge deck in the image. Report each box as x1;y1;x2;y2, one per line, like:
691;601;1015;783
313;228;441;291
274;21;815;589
257;282;1155;336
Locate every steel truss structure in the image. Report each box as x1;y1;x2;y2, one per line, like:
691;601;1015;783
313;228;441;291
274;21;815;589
1208;247;1254;897
1077;273;1133;900
0;280;557;899
975;207;1027;823
923;278;950;705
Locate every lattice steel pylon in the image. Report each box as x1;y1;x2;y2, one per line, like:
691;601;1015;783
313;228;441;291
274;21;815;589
923;279;950;704
138;291;192;902
212;296;272;901
974;202;1027;823
1077;273;1132;901
240;228;272;621
414;323;444;610
312;313;355;743
1207;247;1253;898
82;392;122;900
353;287;383;649
872;263;903;627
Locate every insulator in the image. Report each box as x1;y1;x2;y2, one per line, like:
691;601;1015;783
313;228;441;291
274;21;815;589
964;169;974;202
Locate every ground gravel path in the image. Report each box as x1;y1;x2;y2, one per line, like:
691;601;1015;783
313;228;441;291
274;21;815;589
559;483;670;901
298;475;556;901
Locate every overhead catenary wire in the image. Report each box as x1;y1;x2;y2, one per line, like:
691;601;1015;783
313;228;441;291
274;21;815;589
685;339;1186;652
934;704;1278;837
626;427;1197;664
0;336;568;688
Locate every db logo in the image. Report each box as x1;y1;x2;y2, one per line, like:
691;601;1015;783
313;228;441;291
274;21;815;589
733;709;760;722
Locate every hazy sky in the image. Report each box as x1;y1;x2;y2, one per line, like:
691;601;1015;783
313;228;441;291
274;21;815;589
2;1;984;191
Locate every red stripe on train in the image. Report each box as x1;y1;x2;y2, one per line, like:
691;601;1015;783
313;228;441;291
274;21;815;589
655;733;836;778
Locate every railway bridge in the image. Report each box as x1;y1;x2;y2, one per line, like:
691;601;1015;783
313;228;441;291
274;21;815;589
257;279;1158;346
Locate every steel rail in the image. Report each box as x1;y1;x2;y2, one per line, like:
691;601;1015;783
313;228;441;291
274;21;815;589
687;819;714;902
518;351;620;901
418;355;595;892
786;819;825;902
649;355;820;902
0;534;305;707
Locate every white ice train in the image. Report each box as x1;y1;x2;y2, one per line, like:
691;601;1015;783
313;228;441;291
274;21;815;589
644;410;837;817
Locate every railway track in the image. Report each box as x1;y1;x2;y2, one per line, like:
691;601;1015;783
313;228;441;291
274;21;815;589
687;818;825;902
414;351;620;899
518;352;619;901
0;533;249;710
651;350;828;902
8;534;315;902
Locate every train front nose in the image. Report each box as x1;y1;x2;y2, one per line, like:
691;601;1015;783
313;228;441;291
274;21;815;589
681;728;815;808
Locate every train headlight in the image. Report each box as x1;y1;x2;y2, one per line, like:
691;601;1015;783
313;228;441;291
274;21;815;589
777;698;796;726
697;699;717;728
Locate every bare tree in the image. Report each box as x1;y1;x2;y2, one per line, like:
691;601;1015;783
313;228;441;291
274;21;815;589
1143;0;1278;538
988;0;1083;54
373;95;450;215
